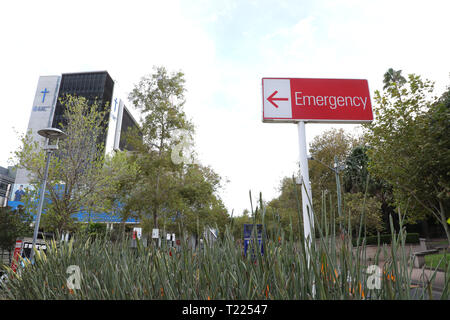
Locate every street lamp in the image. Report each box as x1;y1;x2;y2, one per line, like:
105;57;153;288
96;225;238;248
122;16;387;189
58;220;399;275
30;127;67;262
308;155;346;234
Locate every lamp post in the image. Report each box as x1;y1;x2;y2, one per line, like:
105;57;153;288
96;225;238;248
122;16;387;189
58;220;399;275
308;155;346;234
30;128;67;262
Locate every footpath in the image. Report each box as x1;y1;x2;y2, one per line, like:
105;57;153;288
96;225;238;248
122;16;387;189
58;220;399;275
372;238;448;296
409;267;446;292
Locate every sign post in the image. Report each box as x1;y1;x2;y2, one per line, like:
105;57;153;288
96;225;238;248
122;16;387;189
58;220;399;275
262;77;373;292
133;227;142;240
297;121;314;254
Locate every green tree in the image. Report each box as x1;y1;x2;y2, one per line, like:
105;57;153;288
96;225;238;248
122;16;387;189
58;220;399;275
309;128;360;197
128;66;194;229
364;70;450;244
266;177;304;240
343;145;395;232
0;206;33;260
338;192;384;236
103;150;141;238
383;67;407;90
126;66;228;241
230;209;253;242
264;130;361;239
13;95;111;234
174;164;224;237
308;128;361;231
344;145;372;194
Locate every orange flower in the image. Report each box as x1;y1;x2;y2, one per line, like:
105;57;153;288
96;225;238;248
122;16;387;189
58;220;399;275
208;296;211;300
384;272;395;282
160;287;164;297
357;282;366;299
265;285;269;299
68;288;74;295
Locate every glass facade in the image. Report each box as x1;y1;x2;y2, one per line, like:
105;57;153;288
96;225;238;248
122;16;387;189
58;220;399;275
119;106;141;151
0;166;15;203
51;71;114;149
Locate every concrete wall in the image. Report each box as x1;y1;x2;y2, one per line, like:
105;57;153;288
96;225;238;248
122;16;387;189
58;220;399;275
13;75;61;192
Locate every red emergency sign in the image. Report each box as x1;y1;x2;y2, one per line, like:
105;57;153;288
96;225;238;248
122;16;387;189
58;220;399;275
262;78;373;123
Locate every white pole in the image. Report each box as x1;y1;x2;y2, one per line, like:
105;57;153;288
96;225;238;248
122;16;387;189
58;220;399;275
297;121;316;297
297;121;314;249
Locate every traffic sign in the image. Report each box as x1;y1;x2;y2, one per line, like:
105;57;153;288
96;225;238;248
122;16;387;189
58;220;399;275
133;227;142;240
243;224;264;258
262;78;373;123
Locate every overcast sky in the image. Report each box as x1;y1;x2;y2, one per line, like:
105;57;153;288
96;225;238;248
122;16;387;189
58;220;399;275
1;0;449;216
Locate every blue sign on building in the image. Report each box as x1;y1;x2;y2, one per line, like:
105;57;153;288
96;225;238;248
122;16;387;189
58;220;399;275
6;194;138;224
32;106;50;112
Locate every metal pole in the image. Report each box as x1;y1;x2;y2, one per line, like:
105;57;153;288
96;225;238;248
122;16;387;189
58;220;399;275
297;121;314;252
334;155;343;232
30;149;52;262
297;121;315;297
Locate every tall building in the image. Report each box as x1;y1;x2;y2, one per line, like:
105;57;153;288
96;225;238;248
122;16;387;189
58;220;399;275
12;71;140;196
0;166;15;207
51;71;115;147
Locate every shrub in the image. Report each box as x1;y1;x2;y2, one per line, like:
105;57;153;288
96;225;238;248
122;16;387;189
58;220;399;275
353;233;420;246
0;226;442;300
0;189;444;300
80;222;107;240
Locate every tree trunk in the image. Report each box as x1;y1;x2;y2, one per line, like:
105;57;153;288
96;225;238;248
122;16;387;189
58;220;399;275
153;207;158;229
121;222;126;241
438;200;450;246
154;165;161;229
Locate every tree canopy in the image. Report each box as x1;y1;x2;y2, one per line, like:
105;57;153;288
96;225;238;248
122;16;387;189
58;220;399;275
364;69;450;244
109;66;229;240
13;95;112;234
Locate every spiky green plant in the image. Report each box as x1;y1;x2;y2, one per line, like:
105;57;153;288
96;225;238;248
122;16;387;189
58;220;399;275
0;188;447;300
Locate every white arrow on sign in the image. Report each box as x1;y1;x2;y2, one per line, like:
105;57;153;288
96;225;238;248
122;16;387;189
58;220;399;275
262;79;292;119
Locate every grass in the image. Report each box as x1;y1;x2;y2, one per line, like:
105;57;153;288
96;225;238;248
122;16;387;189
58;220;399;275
425;252;450;270
431;240;449;246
